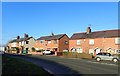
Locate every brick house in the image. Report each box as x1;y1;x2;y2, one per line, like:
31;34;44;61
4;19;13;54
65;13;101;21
8;34;36;53
34;33;69;52
69;27;120;56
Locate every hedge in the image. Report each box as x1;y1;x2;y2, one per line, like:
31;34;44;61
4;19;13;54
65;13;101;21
62;52;92;59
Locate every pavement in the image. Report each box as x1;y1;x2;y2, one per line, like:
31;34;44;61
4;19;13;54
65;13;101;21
3;54;120;76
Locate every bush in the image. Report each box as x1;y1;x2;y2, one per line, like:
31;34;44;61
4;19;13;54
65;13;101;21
36;50;44;52
118;54;120;58
62;51;69;55
16;47;19;51
31;47;36;52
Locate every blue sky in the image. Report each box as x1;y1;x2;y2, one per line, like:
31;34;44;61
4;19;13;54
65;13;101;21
2;2;118;45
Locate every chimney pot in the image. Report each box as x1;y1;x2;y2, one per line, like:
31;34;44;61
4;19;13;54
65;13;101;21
24;33;29;38
86;27;91;34
17;36;20;39
50;32;54;36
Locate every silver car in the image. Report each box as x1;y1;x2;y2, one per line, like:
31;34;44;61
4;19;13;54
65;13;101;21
95;52;120;62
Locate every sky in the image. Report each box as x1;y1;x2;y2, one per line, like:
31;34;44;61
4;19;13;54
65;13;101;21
2;2;118;45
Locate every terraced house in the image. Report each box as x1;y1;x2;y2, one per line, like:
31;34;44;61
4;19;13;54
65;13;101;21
8;34;36;53
69;27;120;56
34;33;69;52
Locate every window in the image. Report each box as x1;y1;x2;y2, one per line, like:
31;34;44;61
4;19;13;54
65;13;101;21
117;50;120;53
65;41;68;44
19;42;21;46
77;40;81;45
22;41;24;46
76;48;82;53
89;39;94;45
115;49;120;54
26;41;29;44
54;40;57;44
115;37;120;44
48;40;51;44
11;42;17;47
40;40;44;44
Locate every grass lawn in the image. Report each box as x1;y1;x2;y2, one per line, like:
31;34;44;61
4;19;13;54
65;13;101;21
2;55;53;76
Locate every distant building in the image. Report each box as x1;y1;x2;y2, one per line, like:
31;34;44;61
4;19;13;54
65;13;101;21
34;33;69;52
8;34;36;52
69;27;120;56
0;46;5;51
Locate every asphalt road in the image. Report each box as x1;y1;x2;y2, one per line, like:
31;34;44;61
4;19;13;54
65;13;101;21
3;54;119;76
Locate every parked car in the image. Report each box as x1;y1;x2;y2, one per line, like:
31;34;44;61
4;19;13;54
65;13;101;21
43;50;51;55
95;52;120;62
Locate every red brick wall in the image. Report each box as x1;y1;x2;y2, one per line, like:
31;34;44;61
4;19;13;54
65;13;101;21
46;40;59;50
103;38;120;51
34;40;59;51
59;35;69;52
69;37;120;54
34;40;45;50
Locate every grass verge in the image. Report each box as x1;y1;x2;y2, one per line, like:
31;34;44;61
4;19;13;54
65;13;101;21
2;55;52;76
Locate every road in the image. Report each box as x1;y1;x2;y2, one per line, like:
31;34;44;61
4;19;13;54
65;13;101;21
3;54;119;76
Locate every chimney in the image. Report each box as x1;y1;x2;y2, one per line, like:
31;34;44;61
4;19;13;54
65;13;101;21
50;32;54;36
24;33;29;38
86;27;91;34
17;36;20;39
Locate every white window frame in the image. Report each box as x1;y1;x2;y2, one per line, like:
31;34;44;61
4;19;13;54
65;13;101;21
19;42;22;46
76;48;82;53
115;37;120;44
22;41;24;46
11;42;17;47
89;39;94;45
54;40;57;44
77;40;81;45
48;40;51;44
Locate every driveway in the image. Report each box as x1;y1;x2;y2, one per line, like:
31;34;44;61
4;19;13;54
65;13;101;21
4;54;119;76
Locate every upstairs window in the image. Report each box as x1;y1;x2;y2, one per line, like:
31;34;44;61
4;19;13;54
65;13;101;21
115;37;120;44
54;40;57;44
40;40;44;44
19;42;22;46
77;40;81;45
65;41;68;45
22;41;24;46
26;41;29;44
89;39;94;45
48;40;51;44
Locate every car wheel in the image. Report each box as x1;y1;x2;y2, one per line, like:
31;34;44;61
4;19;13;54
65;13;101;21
96;57;101;61
113;58;118;63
